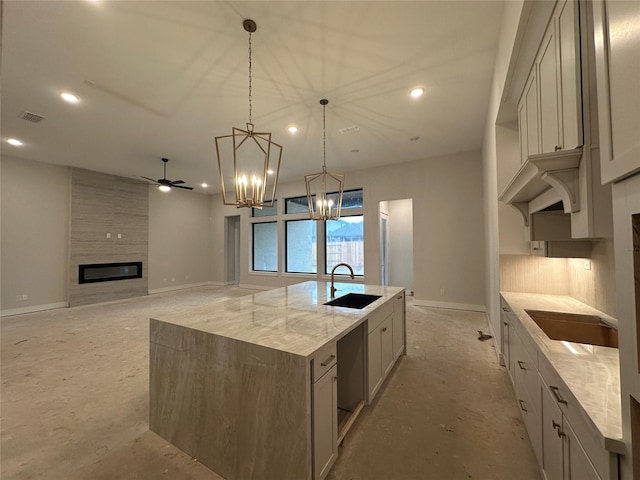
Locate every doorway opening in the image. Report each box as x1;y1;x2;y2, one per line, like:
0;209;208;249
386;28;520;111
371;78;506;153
225;216;240;285
379;199;414;293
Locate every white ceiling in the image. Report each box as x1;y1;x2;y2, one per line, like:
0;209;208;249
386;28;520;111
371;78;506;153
2;0;504;193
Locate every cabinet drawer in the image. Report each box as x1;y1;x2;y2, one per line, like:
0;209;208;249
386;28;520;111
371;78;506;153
312;342;337;383
539;354;613;480
516;381;543;468
367;300;394;333
511;330;540;410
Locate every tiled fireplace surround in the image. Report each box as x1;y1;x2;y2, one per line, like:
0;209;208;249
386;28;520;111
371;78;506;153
69;168;148;307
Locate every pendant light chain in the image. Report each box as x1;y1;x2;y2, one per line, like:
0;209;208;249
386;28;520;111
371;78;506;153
248;31;253;125
322;101;327;172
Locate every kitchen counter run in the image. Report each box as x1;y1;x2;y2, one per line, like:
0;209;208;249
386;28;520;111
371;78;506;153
501;291;623;453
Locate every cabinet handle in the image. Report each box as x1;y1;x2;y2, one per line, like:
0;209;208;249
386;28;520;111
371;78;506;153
396;295;403;300
554;145;561;151
502;307;509;312
550;385;568;405
519;400;527;412
552;420;566;438
320;354;336;367
517;360;526;370
381;327;388;333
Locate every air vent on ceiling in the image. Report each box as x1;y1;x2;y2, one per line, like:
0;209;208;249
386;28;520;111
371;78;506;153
19;111;45;123
338;125;359;134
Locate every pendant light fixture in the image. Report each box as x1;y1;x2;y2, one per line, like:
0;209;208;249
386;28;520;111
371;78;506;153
305;99;345;220
215;19;282;209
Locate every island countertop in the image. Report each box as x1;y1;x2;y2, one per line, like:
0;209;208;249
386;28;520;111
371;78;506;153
151;281;404;358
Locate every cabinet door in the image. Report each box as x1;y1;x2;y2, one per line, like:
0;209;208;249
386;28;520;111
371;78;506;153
557;0;581;150
367;323;383;400
518;99;529;164
392;293;405;359
593;0;640;183
564;419;601;480
542;383;565;480
313;365;338;480
381;316;394;377
538;25;561;154
524;71;541;157
500;307;510;370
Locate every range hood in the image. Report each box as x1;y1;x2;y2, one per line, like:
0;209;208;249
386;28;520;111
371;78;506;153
498;147;582;226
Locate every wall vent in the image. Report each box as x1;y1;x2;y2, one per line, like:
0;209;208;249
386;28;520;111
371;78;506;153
19;111;45;123
338;125;359;134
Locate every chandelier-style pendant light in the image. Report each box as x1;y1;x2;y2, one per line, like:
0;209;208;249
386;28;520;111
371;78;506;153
305;99;345;220
215;19;282;209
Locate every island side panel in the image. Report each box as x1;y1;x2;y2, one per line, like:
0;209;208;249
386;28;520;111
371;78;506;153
149;318;310;480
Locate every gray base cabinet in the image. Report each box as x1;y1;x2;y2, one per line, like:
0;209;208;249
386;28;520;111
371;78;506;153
501;295;618;480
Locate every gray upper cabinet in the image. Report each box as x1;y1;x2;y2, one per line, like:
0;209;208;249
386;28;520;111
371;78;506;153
519;0;582;158
593;0;640;184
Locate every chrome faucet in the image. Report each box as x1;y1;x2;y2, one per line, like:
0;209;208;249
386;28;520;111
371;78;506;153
330;262;355;299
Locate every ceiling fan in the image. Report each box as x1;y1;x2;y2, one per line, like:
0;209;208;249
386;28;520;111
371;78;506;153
142;158;193;192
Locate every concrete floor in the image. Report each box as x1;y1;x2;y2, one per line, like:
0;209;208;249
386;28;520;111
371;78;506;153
1;286;541;480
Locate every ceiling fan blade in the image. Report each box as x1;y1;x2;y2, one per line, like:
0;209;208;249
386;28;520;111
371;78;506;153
171;180;185;185
141;176;159;184
173;185;194;190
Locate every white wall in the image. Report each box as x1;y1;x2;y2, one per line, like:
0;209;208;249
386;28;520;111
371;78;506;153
148;186;214;293
211;150;487;310
481;0;525;343
1;157;217;313
1;156;70;314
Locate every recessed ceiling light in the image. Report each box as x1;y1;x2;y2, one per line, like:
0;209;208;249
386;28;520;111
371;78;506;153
288;126;298;134
60;92;80;104
409;87;425;98
267;169;274;175
7;138;23;146
201;183;209;188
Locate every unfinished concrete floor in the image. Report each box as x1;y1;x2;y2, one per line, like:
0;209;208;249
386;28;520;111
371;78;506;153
1;286;541;480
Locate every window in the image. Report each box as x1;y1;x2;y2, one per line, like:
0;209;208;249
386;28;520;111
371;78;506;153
340;189;364;209
252;200;277;217
285;195;310;214
252;222;277;272
325;215;364;275
286;219;317;273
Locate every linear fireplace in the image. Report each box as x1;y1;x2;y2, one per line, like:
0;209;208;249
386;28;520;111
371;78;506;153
79;262;143;284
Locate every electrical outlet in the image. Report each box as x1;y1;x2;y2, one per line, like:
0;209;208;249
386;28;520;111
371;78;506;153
584;260;592;271
439;288;445;296
106;233;111;238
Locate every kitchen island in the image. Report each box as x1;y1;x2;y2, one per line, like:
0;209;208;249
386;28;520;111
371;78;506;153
149;281;405;480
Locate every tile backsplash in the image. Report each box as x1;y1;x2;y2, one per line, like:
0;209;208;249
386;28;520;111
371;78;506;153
500;238;616;318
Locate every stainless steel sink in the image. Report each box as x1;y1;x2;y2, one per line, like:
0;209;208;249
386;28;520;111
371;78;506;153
324;293;382;309
525;309;618;348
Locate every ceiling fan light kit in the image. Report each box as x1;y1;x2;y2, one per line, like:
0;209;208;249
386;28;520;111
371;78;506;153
215;19;282;209
305;99;345;221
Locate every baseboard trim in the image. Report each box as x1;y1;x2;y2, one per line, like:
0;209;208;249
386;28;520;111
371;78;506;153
148;281;214;295
1;301;69;317
413;299;486;312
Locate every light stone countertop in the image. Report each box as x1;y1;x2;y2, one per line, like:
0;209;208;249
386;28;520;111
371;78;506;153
500;292;623;453
152;281;404;358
